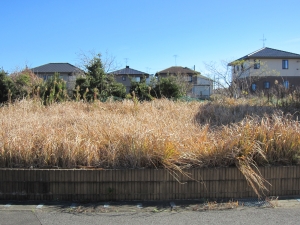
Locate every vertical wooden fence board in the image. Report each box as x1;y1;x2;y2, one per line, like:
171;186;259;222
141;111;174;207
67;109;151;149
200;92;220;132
134;173;139;200
292;167;297;194
123;170;134;200
1;167;300;201
156;170;162;200
188;170;195;199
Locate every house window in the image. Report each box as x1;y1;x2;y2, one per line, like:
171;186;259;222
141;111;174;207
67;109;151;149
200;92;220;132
251;83;257;91
134;77;140;82
284;80;289;89
282;60;288;69
264;81;270;89
254;60;260;69
122;76;126;81
185;75;193;82
43;75;47;81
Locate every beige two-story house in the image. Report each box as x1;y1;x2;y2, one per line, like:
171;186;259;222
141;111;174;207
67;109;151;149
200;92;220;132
229;47;300;92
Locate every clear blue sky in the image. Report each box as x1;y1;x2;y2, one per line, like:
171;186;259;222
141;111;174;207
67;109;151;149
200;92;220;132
1;0;300;76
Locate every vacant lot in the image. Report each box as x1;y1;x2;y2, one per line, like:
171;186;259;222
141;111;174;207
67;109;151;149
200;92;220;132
1;98;300;195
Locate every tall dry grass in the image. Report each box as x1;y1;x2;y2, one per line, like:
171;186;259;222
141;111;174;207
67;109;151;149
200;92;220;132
1;98;300;197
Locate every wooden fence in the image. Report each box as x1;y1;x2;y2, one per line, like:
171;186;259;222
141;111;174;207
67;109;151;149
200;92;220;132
0;166;299;201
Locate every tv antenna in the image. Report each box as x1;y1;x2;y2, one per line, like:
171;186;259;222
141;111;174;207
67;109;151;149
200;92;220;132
124;58;129;66
260;35;267;47
173;55;178;66
146;67;151;74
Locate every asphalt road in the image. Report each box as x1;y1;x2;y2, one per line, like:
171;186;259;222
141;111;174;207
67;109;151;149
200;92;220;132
1;207;300;225
1;199;300;225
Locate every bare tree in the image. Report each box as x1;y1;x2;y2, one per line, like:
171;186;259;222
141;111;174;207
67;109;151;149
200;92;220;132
174;72;194;96
76;50;121;73
204;59;279;98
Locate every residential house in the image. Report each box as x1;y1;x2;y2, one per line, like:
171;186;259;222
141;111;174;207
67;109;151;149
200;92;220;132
229;47;300;92
110;66;150;93
31;63;84;91
155;66;213;99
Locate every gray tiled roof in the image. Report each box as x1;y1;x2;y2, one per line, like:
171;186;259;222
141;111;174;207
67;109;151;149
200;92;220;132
110;66;149;76
237;47;300;60
31;63;82;73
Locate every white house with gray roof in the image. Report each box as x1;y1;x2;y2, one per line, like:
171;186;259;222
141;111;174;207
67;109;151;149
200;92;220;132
229;47;300;92
31;63;84;91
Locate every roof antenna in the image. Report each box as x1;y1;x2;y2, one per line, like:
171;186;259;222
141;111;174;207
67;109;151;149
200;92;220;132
260;34;267;48
173;55;178;66
124;58;129;66
146;67;151;74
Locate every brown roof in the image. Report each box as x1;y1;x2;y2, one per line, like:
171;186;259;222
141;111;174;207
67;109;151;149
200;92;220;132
156;66;200;75
156;66;212;80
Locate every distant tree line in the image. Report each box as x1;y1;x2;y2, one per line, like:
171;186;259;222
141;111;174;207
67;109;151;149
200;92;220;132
0;54;191;105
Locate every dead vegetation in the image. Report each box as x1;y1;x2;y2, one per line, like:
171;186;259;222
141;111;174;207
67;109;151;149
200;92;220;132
0;98;300;197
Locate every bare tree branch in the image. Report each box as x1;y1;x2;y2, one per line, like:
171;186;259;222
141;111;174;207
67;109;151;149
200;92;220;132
76;50;121;73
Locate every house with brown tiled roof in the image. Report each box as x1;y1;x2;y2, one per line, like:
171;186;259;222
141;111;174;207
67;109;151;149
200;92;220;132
155;66;213;99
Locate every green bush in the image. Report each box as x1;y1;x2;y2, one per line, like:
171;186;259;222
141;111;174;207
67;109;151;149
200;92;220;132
75;54;126;101
153;76;184;99
0;69;15;103
129;77;153;101
40;73;68;105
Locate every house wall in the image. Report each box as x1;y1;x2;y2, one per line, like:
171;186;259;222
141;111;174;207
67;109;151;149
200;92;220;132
192;77;213;98
157;73;212;98
115;75;131;93
233;58;300;92
232;61;251;79
115;75;148;93
35;72;77;91
239;76;300;92
233;58;300;78
249;58;300;77
192;86;211;98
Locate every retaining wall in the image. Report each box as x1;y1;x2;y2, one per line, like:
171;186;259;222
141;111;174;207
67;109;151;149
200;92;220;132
0;166;299;201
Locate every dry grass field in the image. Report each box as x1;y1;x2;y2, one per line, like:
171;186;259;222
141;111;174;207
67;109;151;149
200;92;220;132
1;97;300;196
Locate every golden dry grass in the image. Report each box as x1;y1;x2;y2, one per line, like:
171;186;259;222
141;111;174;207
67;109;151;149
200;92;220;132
1;98;300;197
